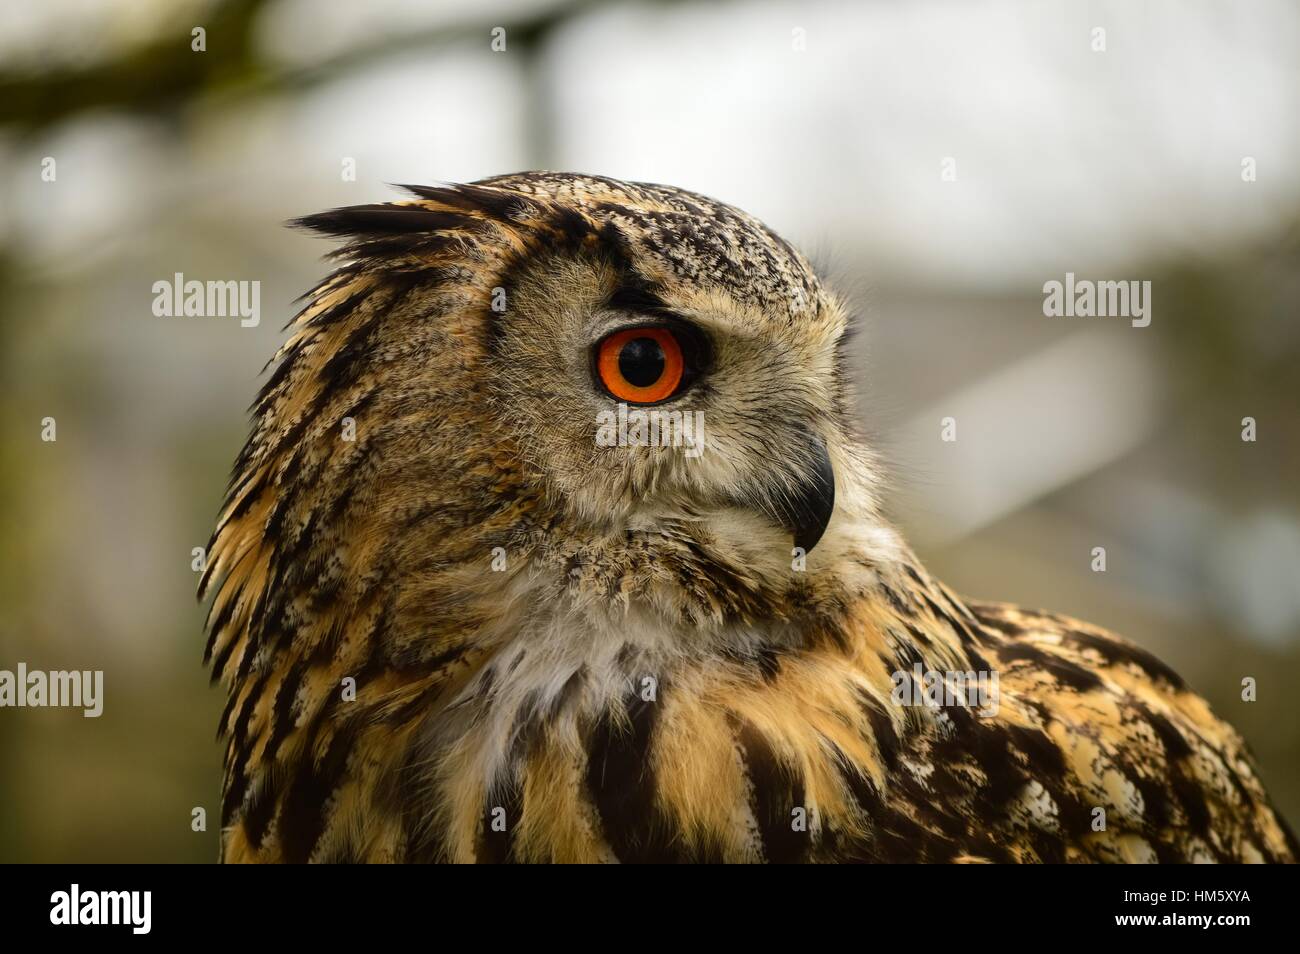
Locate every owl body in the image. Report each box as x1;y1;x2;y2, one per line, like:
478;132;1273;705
201;173;1296;863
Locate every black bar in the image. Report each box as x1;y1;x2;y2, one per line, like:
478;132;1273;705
0;863;1288;939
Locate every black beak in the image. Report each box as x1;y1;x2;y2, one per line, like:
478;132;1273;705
772;435;836;553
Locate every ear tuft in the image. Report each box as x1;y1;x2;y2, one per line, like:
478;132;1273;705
289;204;469;238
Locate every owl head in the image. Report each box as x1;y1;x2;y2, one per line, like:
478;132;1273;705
202;173;893;683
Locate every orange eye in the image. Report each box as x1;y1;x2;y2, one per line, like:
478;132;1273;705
596;326;686;404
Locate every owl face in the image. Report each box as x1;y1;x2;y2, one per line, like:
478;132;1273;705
246;173;884;653
476;174;858;563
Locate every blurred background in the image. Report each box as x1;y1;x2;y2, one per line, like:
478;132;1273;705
1;0;1297;862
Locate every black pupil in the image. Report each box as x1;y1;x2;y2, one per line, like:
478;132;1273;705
618;336;666;388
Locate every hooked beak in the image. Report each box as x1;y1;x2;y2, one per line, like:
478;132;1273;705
771;435;836;553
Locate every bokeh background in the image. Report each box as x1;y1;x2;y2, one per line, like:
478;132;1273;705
1;0;1297;862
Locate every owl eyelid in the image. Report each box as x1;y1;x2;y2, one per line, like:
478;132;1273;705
589;306;691;341
591;315;711;360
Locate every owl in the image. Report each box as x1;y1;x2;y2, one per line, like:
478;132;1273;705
200;172;1296;863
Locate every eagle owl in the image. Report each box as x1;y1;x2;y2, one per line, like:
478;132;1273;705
200;172;1296;863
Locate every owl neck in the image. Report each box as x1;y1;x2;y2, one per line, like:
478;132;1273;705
409;517;986;726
